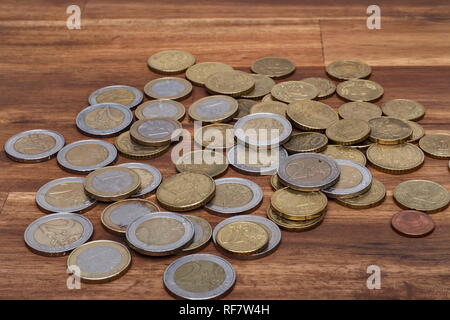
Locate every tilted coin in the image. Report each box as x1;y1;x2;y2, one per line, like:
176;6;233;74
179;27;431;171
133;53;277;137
321;145;367;166
277;153;340;191
115;131;170;159
126;212;194;256
188;95;238;123
235;99;258;120
216;221;269;255
270;173;285;191
24;213;93;256
393;180;450;213
101;199;159;235
57;139;117;174
325;60;372;80
267;206;325;232
301;77;336;98
286;100;339;132
36;177;96;213
241;74;276;99
250;56;295;79
283;132;328;154
367;143;424;174
182;216;212;253
84;166;141;202
134;99;185;121
5;129;65;163
117;162;162;197
88;85;143;109
67;240;131;283
164;254;236;300
391;210;435;237
176;150;228;178
338;101;382;121
194;123;235;150
205;70;255;97
336;79;384;102
419;133;450;159
227;144;288;175
368;117;412;144
322;159;372;199
381;99;425;121
271;188;327;221
130;118;182;146
325;119;371;145
156;172;216;211
336;178;386;209
262;94;276;102
147;50;196;74
271;81;319;103
185;62;233;87
250;101;288;117
144;77;192;100
348;139;373;150
205;177;263;215
406;121;425;143
76;103;133;137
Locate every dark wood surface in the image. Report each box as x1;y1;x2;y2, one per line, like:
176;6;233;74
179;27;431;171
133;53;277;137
1;0;450;300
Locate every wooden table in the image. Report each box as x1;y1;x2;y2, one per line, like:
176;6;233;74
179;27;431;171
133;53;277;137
1;0;450;300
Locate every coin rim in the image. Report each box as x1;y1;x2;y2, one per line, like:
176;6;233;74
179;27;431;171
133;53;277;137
88;85;143;109
134;99;186;121
117;162;162;197
130;118;182;146
367;143;424;174
188;95;239;123
144;77;193;100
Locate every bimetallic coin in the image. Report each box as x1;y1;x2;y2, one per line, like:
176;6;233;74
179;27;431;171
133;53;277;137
67;240;131;283
336;79;384;102
36;177;96;213
267;206;325;232
338;102;382;121
367;143;424;174
322;159;372;199
251;57;295;79
250;101;288;117
186;62;233;87
216;221;269;255
235;99;258;120
283;132;328;154
156;172;216;211
194;123;235;150
147;50;196;74
271;81;319;103
326;60;371;80
321;145;367;166
101;199;159;235
205;70;255;97
57;140;117;174
175;150;228;178
182;216;212;253
188;95;238;123
126;212;194;256
301;77;336;98
241;74;276;99
391;210;435;237
381;99;425;121
84;166;141;202
286;100;339;132
368;117;412;144
24;213;93;257
5;129;65;163
277;153;340;191
88;85;143;109
270;173;285;191
144;77;192;100
135;99;185;121
115;131;170;159
419;133;450;159
130;118;182;146
117;163;162;197
336;178;386;209
205;177;263;215
164;254;236;300
406;121;425;143
271;188;327;221
76;103;133;137
325;119;371;145
393;180;450;213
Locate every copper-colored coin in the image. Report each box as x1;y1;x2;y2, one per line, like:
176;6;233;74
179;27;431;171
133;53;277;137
115;131;170;159
391;210;435;237
286;100;339;132
147;50;196;74
241;74;276;99
194;123;235;150
336;79;384;102
419;133;450;159
271;81;319;103
235;99;258;120
205;71;255;97
301;77;336;98
283;132;328;154
368;117;412;145
266;206;325;232
251;57;295;79
185;62;233;87
381;99;425;121
338;102;382;121
144;77;192;100
250;101;288;117
326;119;370;145
321;145;367;166
130;118;182;146
326;60;371;80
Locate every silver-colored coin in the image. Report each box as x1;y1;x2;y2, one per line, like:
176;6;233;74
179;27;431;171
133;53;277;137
57;140;118;174
234;113;292;148
144;77;192;100
76;103;133;137
205;177;263;214
322;159;372;198
24;212;93;257
227;144;288;175
88;85;143;109
126;212;194;256
36;177;97;213
212;215;281;260
135;99;185;121
117;162;162;197
4;129;65;163
164;253;236;300
188;95;238;123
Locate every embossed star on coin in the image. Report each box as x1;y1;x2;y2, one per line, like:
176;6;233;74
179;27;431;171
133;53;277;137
147;50;196;74
144;77;192;100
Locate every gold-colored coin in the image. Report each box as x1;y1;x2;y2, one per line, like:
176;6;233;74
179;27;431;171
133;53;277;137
250;56;295;79
271;188;327;221
235;99;258;120
381;99;425;121
144;77;193;101
326;60;372;80
348;139;374;150
205;71;255;97
321;145;367;166
301;77;336;98
325;119;371;145
336;79;384;102
368;117;412;144
336;179;386;209
250;101;287;117
216;221;269;255
286;100;339;132
156;172;215;211
394;180;450;213
134;99;185;121
419;133;450;159
194;123;235;150
188;95;239;123
241;74;276;99
130;118;182;146
147;50;196;74
182;215;213;253
271;81;319;103
185;62;233;87
283;132;328;153
406;121;425;143
175;150;228;178
267;206;325;232
367;143;424;174
338;102;382;121
270;173;284;191
262;94;276;102
115;131;170;159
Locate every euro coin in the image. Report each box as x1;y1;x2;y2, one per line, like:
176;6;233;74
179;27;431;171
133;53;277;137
262;94;276;102
235;99;258;120
348;139;373;150
271;81;319;103
419;133;450;159
205;70;255;97
283;132;328;154
321;145;367;166
88;85;143;109
241;74;276;99
381;99;425;121
188;95;238;123
185;62;233;87
267;206;325;232
336;79;384;102
175;150;228;178
216;221;269;255
117;162;162;197
182;216;212;253
271;188;327;221
301;77;336;98
144;77;192;100
336;178;386;209
134;99;185;121
286;100;338;132
251;56;295;79
391;210;435;237
406;121;425;143
194;123;235;150
115;131;170;159
326;119;370;145
326;60;371;80
367;143;424;174
250;101;288;117
338;101;382;121
130;118;182;146
147;50;195;74
270;173;285;191
368;117;412;144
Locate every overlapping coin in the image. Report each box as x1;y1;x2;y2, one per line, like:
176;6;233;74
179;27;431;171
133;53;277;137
135;99;185;121
144;77;192;100
117;162;162;197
